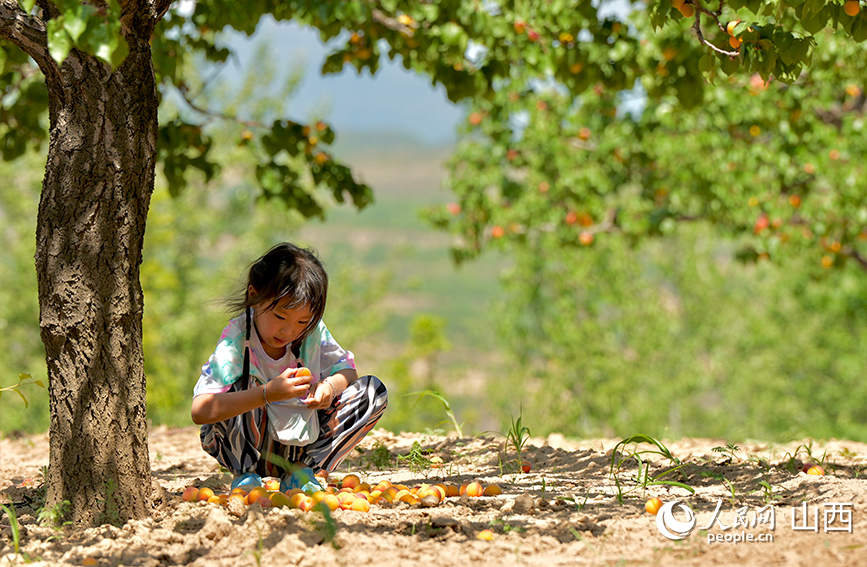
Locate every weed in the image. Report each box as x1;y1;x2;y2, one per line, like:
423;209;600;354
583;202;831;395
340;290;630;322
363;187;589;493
610;434;694;502
37;500;72;539
97;478;124;527
712;442;741;462
397;441;434;476
755;480;781;504
364;441;392;470
406;390;464;438
490;518;525;533
0;504;21;559
505;408;532;472
562;493;589;511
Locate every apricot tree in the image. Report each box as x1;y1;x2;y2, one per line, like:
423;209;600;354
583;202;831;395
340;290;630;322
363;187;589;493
1;0;864;525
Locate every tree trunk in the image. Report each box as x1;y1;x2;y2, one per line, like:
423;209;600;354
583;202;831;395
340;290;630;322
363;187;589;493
35;40;158;526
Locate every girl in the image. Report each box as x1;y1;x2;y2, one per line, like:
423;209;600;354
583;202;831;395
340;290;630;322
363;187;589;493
191;242;388;492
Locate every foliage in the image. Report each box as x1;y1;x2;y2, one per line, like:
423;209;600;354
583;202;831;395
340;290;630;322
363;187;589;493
0;503;21;559
0;374;44;408
489;225;867;440
610;434;694;503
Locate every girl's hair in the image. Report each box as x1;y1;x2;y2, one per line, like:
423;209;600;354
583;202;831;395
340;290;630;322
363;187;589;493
229;242;328;347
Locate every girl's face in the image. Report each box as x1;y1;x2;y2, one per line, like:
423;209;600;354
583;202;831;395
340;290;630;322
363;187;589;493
251;299;312;359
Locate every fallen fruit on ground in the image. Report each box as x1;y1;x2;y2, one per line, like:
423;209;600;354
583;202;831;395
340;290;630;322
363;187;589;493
182;487;199;502
521;462;532;473
483;484;502;496
477;529;495;541
340;473;361;490
245;487;268;505
269;492;291;507
465;481;484;497
196;487;215;502
807;465;825;476
645;497;664;515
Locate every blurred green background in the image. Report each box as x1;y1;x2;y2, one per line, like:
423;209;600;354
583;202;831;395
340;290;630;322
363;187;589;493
3;127;865;442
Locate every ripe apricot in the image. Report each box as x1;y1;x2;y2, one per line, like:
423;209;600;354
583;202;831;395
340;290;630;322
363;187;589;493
446;484;461;498
374;480;393;492
246;487;269;505
483;484;503;497
678;3;695;17
477;529;495;541
255;496;272;508
844;0;860;16
296;367;312;377
726;20;741;36
182;487;199;502
578;232;594;246
807;465;825;476
340;474;361;490
394;489;413;503
350;498;371;512
289;492;307;509
269;492;292;508
671;0;685;8
320;494;340;512
465;482;485;498
263;478;280;492
354;482;371;494
337;492;357;509
645;497;664;515
196;487;215;502
729;36;742;49
299;496;316;512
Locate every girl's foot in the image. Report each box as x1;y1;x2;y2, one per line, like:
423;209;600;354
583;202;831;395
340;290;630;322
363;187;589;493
280;466;321;493
231;472;263;490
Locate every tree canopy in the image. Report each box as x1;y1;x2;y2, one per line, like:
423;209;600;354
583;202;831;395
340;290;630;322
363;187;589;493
1;0;866;525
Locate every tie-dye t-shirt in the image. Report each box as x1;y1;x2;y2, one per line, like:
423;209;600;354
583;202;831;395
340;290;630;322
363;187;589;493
193;311;355;397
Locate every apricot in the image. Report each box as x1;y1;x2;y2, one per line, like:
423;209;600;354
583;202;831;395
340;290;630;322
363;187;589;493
416;486;442;503
445;484;461;498
645;497;664;515
255;496;272;508
246;487;268;505
311;491;328;504
465;482;485;498
382;487;399;503
269;492;292;508
196;487;215;502
230;487;248;497
289;492;307;509
844;0;860;16
298;496;316;512
459;481;470;496
430;456;444;468
807;465;825;476
182;487;199;502
678;3;695;17
477;529;495;541
263;478;281;492
374;480;392;492
296;367;312;377
350;498;371;512
320;494;340;512
394;489;413;503
432;485;447;501
483;484;503;497
228;493;246;506
726;20;741;36
337;492;357;509
340;474;362;490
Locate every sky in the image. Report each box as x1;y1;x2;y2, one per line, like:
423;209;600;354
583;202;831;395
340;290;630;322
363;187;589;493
224;18;466;148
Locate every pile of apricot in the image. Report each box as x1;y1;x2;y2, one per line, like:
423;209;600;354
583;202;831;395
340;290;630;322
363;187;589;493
181;474;503;514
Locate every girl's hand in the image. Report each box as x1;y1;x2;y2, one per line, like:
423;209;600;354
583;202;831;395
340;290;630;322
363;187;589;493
265;367;314;402
301;379;337;410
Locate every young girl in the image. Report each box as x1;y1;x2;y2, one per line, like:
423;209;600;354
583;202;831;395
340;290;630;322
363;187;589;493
191;242;388;492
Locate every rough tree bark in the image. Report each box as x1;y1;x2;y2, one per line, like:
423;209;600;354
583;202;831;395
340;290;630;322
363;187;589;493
0;1;162;525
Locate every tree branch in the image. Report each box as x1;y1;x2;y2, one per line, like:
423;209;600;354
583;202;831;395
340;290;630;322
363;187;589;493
0;0;61;89
692;4;739;58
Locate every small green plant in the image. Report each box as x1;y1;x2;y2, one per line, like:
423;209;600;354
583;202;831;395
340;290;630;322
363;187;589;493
0;504;21;560
610;434;694;503
755;480;781;504
97;478;124;527
365;441;392;469
406;390;464;438
0;374;45;408
504;408;532;472
490;518;525;533
397;441;434;476
712;442;741;462
37;500;72;537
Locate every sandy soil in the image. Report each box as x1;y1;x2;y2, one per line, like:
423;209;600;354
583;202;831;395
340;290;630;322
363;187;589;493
2;427;866;566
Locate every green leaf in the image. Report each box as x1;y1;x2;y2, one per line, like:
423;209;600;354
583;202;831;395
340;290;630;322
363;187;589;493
47;19;72;65
15;388;28;408
720;55;740;75
17;0;36;13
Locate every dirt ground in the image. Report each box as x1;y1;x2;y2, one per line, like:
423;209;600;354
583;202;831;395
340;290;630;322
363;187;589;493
2;426;866;566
